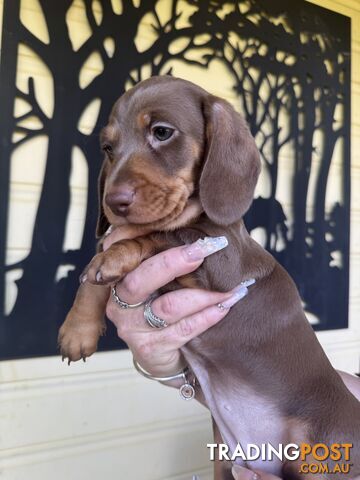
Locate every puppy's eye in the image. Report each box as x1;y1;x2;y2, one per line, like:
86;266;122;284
102;144;113;155
153;126;174;142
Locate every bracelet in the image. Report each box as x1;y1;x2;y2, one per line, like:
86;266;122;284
133;357;188;381
132;357;196;401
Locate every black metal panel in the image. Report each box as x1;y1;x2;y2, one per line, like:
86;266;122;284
0;0;351;359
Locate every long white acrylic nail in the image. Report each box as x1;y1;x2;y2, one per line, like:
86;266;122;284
220;285;249;309
104;225;114;237
183;236;228;262
240;278;256;288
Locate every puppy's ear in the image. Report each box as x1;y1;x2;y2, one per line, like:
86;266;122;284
96;161;110;238
200;96;261;225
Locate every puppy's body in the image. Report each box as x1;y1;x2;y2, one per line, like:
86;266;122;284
59;76;360;479
161;218;360;478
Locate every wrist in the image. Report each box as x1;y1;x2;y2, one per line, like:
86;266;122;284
133;357;196;400
133;352;186;379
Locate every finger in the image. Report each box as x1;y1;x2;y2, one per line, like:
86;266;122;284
151;283;249;325
116;236;228;304
157;300;244;351
232;465;281;480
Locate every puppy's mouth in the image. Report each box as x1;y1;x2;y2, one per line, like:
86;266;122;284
104;180;194;229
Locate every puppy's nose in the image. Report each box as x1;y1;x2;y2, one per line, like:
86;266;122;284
106;187;135;216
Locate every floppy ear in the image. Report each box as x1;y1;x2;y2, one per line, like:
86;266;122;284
96;161;110;238
199;96;261;226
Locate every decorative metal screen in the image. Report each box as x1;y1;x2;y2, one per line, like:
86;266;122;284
0;0;351;359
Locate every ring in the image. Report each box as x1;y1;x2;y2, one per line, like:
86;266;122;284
144;295;168;329
111;285;146;309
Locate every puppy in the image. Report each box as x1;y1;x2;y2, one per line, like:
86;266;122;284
59;76;360;479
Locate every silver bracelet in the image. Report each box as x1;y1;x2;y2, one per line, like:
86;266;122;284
132;357;195;401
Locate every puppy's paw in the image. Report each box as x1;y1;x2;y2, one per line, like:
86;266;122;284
80;250;127;286
58;312;105;363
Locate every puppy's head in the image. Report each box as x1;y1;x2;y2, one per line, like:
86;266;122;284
97;76;260;237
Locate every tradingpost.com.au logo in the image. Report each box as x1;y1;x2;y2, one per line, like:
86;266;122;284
207;442;354;475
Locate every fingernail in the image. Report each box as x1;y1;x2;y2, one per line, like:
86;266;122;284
232;465;260;480
220;284;248;309
80;274;87;284
183;236;228;262
241;278;256;288
104;225;113;237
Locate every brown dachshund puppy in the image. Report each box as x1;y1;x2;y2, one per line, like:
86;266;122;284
59;76;360;479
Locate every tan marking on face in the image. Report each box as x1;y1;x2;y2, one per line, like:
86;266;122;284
102;154;198;230
101;124;120;148
190;139;201;159
161;199;203;231
126;157;191;224
136;112;151;129
177;165;195;182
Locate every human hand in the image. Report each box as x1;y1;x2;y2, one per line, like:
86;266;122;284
104;229;253;382
232;465;282;480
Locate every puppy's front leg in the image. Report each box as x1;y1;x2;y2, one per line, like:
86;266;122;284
80;236;165;286
59;235;166;362
59;283;109;363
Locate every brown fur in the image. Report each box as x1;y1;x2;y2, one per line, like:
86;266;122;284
59;76;360;479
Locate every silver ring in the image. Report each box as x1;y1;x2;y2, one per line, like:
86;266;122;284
111;285;146;309
144;295;168;329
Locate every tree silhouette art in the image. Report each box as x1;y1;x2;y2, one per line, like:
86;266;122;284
0;0;351;359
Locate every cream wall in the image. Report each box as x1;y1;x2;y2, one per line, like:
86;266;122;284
0;1;359;479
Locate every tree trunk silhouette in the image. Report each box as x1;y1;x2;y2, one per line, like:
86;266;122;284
292;80;315;292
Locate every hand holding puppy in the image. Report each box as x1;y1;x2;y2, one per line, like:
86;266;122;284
104;227;251;381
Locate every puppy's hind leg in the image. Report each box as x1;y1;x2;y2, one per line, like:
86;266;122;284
212;417;234;480
58;283;109;363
